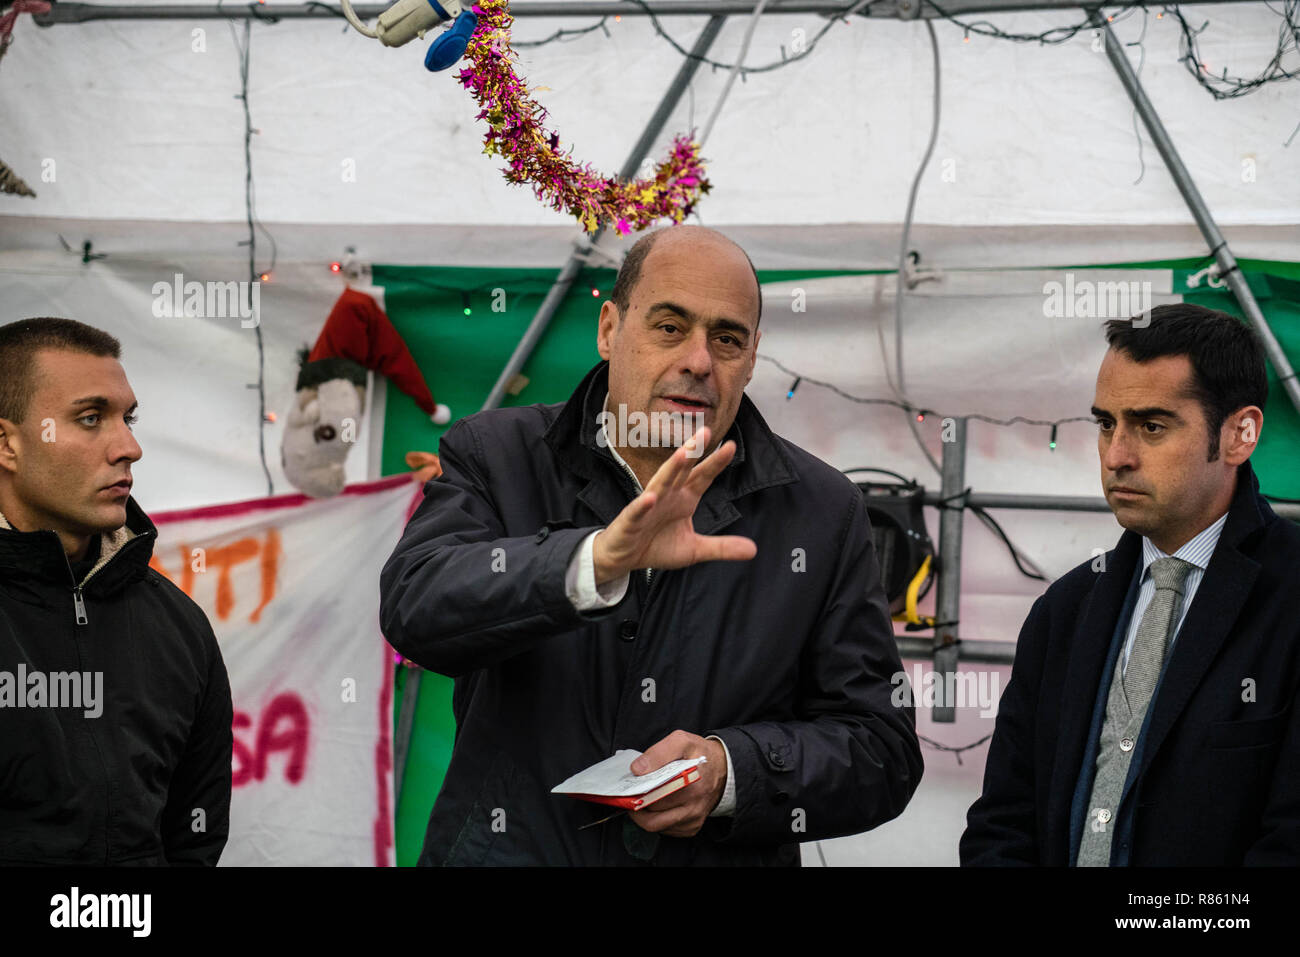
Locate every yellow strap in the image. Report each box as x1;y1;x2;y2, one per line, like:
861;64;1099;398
891;553;934;627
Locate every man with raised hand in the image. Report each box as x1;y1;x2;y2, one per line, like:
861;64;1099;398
381;225;922;865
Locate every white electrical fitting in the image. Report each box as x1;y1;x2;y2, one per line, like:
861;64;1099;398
340;0;460;46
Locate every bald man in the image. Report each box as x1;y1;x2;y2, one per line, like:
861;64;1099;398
381;225;921;866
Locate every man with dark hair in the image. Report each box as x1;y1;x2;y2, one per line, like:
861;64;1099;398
0;317;232;865
382;225;922;865
962;303;1300;866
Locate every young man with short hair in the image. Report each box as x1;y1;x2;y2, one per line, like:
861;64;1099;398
0;317;232;865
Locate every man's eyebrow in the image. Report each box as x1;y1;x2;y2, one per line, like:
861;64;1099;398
1090;405;1181;420
69;396;138;413
1124;406;1181;420
645;301;752;338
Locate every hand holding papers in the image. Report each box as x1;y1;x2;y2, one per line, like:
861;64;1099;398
552;749;706;810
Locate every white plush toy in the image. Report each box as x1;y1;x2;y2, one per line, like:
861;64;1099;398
280;286;451;498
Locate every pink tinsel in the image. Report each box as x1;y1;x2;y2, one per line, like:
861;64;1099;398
456;0;710;234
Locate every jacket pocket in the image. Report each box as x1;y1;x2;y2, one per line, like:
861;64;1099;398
441;750;521;866
1207;709;1289;750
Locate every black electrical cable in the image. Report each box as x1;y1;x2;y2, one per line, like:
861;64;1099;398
229;16;275;496
842;466;920;487
516;16;611;48
304;1;349;21
623;0;874;77
970;505;1047;581
1165;1;1300;100
918;731;994;766
924;1;1142;45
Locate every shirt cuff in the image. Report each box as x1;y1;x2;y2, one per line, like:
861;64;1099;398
565;530;630;611
706;734;736;817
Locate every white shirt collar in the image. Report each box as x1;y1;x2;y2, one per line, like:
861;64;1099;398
1140;510;1228;578
599;390;643;492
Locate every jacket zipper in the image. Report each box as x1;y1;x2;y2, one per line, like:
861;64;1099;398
607;453;655;589
57;529;154;625
62;550;89;625
55;526;154;864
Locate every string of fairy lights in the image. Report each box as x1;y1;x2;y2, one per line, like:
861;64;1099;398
762;353;1096;452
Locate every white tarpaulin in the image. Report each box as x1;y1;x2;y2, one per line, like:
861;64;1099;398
147;475;417;866
1;4;1296;228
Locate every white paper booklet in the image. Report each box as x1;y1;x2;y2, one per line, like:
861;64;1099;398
551;749;707;797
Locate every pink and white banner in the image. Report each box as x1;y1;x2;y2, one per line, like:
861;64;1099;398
149;476;417;866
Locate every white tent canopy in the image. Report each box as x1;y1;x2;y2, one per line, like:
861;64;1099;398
3;2;1297;232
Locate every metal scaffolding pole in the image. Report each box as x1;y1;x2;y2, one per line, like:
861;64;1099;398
931;416;967;722
34;0;1252;24
899;635;1013;664
932;490;1300;521
393;14;727;800
1091;10;1300;419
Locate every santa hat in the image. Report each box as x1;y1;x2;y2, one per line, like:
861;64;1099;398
306;287;449;424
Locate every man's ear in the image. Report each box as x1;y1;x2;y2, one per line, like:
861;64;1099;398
1222;406;1263;466
0;417;21;476
596;301;619;361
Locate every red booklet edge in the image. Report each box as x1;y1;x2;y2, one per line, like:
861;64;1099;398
567;766;702;810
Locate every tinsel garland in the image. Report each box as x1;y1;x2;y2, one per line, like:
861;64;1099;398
455;0;710;234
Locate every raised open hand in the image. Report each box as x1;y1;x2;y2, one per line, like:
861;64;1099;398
592;427;757;584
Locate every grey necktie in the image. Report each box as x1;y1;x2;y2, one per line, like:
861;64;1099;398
1123;556;1195;712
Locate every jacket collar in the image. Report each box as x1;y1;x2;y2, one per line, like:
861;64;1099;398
0;496;158;593
1134;457;1271;773
543;361;798;531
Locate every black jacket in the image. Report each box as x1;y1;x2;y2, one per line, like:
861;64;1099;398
0;497;232;865
961;461;1300;865
381;360;923;865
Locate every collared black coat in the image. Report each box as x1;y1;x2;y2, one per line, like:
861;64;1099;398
0;497;232;865
961;461;1300;865
380;361;922;865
